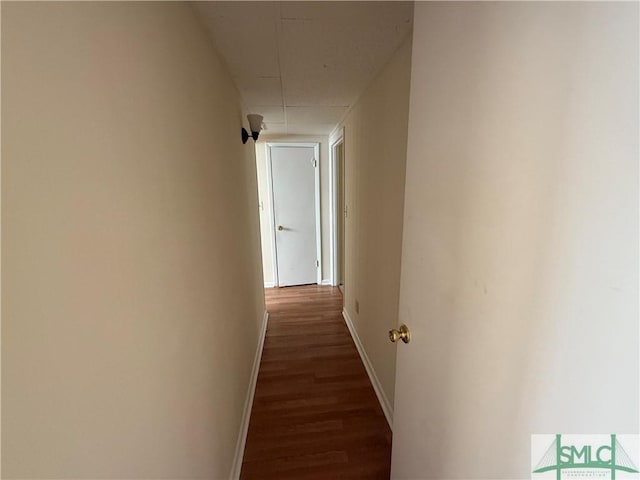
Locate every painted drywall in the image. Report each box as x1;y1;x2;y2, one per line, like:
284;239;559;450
255;135;330;286
2;2;265;478
391;2;638;478
330;35;413;413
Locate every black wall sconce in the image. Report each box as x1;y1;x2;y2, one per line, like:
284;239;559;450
241;114;264;144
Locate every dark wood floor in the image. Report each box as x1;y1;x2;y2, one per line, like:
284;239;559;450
240;285;392;479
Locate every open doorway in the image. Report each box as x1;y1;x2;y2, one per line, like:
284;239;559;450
331;130;346;295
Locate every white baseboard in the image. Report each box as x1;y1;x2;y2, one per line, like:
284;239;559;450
321;279;332;286
230;310;269;479
342;309;393;429
264;281;275;288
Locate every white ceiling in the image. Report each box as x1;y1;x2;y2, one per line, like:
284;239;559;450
193;1;413;135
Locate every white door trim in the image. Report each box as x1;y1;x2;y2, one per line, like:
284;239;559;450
265;147;279;287
329;128;345;287
266;142;322;286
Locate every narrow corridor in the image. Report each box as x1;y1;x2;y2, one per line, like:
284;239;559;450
241;286;392;479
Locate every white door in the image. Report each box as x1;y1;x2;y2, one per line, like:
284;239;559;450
391;3;638;479
269;145;319;287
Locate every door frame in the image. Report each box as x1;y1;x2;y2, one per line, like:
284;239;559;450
266;142;322;287
329;128;345;287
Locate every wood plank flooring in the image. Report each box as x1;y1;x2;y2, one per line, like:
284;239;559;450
240;285;392;479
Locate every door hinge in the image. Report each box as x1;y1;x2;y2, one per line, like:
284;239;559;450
316;260;320;267
311;158;318;168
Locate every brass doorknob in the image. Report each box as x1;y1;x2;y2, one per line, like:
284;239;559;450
389;324;410;343
278;225;284;231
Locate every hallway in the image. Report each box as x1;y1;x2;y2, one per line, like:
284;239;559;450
241;286;391;479
3;2;637;479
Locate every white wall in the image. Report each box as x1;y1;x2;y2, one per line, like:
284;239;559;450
391;2;638;478
2;2;265;478
255;135;330;286
331;35;413;415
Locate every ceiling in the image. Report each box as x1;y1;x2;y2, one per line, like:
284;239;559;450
193;1;413;136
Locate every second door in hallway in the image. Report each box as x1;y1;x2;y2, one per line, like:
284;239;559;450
268;144;321;287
